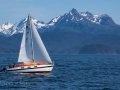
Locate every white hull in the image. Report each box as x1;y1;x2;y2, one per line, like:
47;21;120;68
6;64;53;73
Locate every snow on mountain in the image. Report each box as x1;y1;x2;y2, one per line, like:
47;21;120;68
80;11;116;25
80;11;101;24
0;22;13;35
48;8;116;26
9;18;47;35
48;16;61;26
48;8;85;26
64;8;84;22
0;8;117;36
0;22;13;32
0;18;47;36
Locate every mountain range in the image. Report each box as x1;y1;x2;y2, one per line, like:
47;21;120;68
0;8;118;36
0;8;120;54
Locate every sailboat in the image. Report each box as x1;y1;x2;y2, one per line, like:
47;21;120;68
6;15;54;73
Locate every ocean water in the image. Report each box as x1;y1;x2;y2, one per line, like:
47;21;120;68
0;54;120;90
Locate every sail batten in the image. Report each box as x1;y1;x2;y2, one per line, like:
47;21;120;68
18;15;52;63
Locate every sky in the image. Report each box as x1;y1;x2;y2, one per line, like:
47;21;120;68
0;0;120;25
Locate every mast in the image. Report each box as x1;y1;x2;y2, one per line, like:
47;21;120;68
29;15;34;62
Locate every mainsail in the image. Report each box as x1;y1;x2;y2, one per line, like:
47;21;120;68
18;29;33;62
18;15;52;63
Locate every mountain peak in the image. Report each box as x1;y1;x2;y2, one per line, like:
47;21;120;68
71;8;77;12
69;8;79;15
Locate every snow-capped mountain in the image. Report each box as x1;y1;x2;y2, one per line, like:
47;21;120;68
48;8;86;26
0;18;47;36
80;11;116;25
48;8;116;26
0;8;117;36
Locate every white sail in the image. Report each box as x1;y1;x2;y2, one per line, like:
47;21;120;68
18;15;52;64
18;15;33;63
18;26;33;63
30;17;52;63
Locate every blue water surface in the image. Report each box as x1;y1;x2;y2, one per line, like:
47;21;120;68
0;54;120;90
